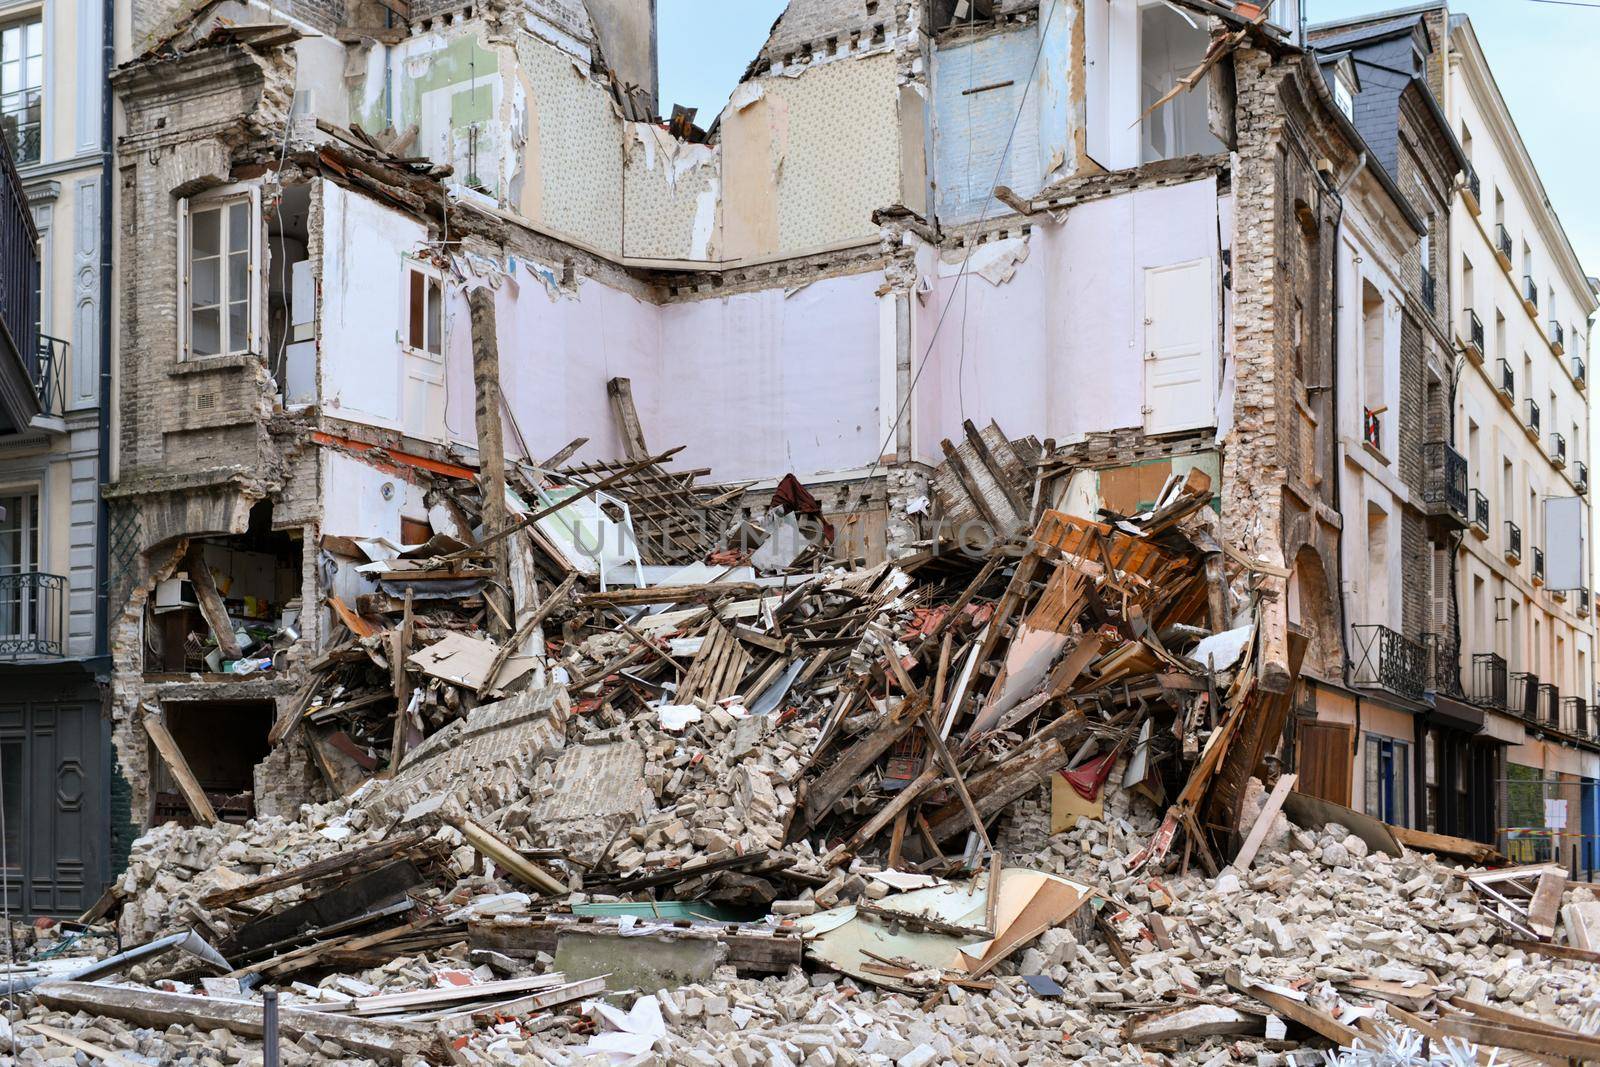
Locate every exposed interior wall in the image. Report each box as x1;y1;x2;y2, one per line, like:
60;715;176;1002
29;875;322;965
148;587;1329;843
930;17;1075;224
914;176;1222;463
719;54;903;263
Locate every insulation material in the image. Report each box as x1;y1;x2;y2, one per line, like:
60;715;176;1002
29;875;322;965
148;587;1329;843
914;177;1220;465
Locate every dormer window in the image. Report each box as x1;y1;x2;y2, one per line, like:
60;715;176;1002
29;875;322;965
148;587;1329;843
1334;74;1355;120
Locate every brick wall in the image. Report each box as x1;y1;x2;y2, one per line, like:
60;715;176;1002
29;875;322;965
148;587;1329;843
1400;312;1425;494
1402;509;1429;639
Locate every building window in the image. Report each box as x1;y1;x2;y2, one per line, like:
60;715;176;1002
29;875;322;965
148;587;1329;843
1137;2;1222;164
1364;735;1410;827
406;267;443;357
0;490;40;640
0;17;42;165
1333;75;1354;121
181;192;259;359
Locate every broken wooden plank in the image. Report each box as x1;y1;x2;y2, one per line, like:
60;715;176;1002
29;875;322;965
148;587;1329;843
1230;772;1296;872
1527;869;1567;940
183;542;243;658
201;831;430;909
607;377;650;461
33;981;441;1063
1124;1004;1262;1046
448;814;567;897
17;1023;145;1067
1225;969;1366;1048
142;705;217;826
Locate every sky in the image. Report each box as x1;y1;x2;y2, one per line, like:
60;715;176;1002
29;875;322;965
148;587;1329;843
657;0;1600;279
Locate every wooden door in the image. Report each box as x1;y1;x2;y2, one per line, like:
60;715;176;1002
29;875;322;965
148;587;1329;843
1296;720;1354;806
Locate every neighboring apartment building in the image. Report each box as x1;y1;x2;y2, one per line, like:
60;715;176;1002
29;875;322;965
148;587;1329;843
1440;12;1599;865
92;0;1373;872
1306;11;1484;842
0;0;113;916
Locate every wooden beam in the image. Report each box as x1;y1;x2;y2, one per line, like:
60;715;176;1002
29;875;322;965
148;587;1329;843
33;982;438;1063
467;287;512;642
1225;969;1366;1049
200;831;429;909
478;572;578;697
1230;773;1296;872
607;377;649;461
183;542;242;659
448;814;567;896
142;706;217;826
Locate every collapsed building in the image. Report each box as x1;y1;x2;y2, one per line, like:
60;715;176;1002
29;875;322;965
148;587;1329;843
102;0;1357;843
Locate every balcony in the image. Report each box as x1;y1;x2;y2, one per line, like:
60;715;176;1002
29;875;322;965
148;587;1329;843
1562;696;1586;735
1350;624;1428;702
1578;461;1589;495
0;129;45;435
1462;161;1480;214
1469;488;1490;538
1497;358;1515;405
1421;441;1468;530
1523;275;1538;315
1577;354;1588;392
1363;407;1382;452
1551;431;1567;469
1550;320;1566;356
1462;308;1485;362
1533;545;1546;585
1495;224;1513;269
1525;397;1541;439
1580;588;1592;618
1505;520;1522;564
1421;267;1437;313
1472;652;1508;710
1510;671;1538;720
1420;631;1464;699
0;572;65;659
1537;683;1559;728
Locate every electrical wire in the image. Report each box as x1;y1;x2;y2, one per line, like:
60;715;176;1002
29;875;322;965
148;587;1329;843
849;0;1063;520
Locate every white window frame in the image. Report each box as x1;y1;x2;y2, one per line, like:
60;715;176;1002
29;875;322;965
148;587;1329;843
0;11;45;167
400;257;445;362
177;184;262;361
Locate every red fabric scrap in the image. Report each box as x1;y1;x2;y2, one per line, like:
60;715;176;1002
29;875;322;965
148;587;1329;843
772;473;835;544
1060;750;1118;802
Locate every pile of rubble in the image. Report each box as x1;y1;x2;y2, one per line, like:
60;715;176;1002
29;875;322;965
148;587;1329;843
7;418;1600;1065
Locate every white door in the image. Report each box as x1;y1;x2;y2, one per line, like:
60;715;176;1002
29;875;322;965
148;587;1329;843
402;350;446;443
1143;258;1215;436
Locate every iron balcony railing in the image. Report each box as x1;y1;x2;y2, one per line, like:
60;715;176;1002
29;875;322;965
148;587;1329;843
1496;224;1513;262
1465;308;1484;354
0;572;64;658
1575;354;1587;386
1580;588;1593;617
1506;520;1522;560
1524;275;1539;310
1472;652;1508;710
1420;631;1464;699
34;334;64;417
1526;397;1540;434
1562;696;1586;735
1363;407;1382;450
1551;320;1565;351
1533;545;1546;581
1588;704;1600;742
1538;683;1559;727
1421;267;1437;313
1499;357;1514;398
1470;488;1490;533
1578;461;1590;495
1552;432;1567;466
1464;160;1480;205
0;129;38;387
1421;441;1468;523
1350;624;1428;702
1510;671;1538;720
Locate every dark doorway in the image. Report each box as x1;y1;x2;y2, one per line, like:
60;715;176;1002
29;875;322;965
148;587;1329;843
150;699;273;825
0;669;108;916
